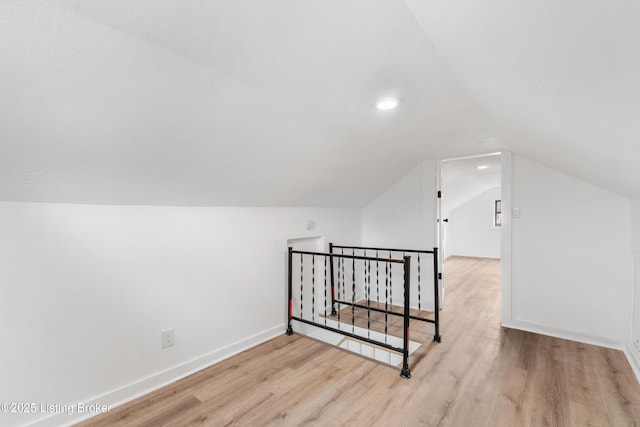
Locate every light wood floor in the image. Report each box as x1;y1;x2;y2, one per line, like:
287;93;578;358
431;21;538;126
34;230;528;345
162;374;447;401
78;257;640;426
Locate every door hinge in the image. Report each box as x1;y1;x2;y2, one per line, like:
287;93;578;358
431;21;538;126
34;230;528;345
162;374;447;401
437;190;442;198
438;273;442;280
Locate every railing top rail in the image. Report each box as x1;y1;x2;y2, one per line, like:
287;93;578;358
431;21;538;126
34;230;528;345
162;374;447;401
290;249;406;264
330;244;435;255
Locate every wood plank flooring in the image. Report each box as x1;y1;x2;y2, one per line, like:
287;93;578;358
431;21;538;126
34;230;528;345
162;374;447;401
77;257;640;426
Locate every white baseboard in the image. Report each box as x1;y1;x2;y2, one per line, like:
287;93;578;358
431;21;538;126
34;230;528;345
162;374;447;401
630;252;640;385
446;254;501;260
29;324;285;427
624;341;640;385
503;320;640;386
501;319;624;351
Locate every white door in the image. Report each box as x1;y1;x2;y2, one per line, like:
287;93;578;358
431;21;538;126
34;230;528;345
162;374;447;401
435;160;445;308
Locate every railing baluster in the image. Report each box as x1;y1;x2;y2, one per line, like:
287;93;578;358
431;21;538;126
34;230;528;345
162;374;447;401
286;246;440;378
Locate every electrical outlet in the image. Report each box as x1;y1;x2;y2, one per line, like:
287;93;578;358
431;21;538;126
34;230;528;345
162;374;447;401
161;328;175;349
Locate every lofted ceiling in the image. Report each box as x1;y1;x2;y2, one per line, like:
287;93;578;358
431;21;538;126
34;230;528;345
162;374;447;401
442;154;501;215
405;0;640;200
0;1;637;207
0;0;496;207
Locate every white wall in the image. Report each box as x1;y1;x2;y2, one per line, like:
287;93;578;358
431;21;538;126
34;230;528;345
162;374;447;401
361;160;438;310
0;203;360;427
629;201;640;379
632;200;640;253
362;160;436;249
445;186;501;259
361;154;634;349
509;155;632;346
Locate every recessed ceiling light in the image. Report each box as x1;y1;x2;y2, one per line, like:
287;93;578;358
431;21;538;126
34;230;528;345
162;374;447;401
376;98;400;110
477;165;489;170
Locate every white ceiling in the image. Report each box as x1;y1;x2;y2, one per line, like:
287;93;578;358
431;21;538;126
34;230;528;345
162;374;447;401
405;0;640;200
442;154;501;214
0;1;638;207
0;0;496;207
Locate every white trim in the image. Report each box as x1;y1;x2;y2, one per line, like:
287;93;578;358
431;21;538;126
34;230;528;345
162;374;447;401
29;324;285;427
629;251;640;385
500;151;513;324
624;341;640;385
434;159;445;308
437;151;510;314
446;254;501;260
505;320;640;385
440;152;502;163
502;319;623;350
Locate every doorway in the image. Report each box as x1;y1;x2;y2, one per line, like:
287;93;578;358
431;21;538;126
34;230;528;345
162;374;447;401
436;152;504;310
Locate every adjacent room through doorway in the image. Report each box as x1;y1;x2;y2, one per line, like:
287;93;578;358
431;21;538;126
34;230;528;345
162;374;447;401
438;153;502;316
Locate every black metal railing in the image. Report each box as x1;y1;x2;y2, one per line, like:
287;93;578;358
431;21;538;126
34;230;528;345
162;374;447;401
286;248;413;378
330;243;441;343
